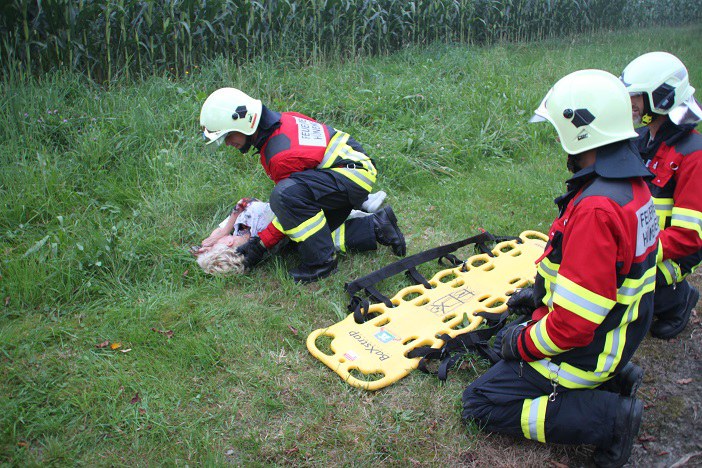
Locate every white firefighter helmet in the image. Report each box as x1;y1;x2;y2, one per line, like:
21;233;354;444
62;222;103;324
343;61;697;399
529;69;638;155
200;88;263;146
620;51;695;117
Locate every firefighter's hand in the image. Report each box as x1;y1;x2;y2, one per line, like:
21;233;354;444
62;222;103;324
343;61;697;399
235;236;268;269
507;286;536;317
501;320;528;361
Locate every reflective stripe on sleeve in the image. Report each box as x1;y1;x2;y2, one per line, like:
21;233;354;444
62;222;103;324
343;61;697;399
671;206;702;238
529;319;568;356
552;275;615;325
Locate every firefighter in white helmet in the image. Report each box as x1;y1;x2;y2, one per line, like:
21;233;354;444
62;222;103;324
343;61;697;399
463;70;659;468
621;51;702;339
200;88;405;283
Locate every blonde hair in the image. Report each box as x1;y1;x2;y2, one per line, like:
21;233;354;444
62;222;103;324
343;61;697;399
196;244;246;275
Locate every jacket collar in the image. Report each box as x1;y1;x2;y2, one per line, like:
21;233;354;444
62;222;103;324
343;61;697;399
253;106;282;150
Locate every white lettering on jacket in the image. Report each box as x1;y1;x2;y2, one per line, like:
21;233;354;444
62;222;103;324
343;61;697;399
294;116;326;147
636;199;659;256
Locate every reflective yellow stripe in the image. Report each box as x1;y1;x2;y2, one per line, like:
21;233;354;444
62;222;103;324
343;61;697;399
528;360;609;389
333;224;346;253
653;196;673;229
529;318;568;356
318;131;377;191
596;300;637;374
319;131;350;168
553;274;615;325
658;259;681;285
537;257;558;308
276;211;327;243
521;396;548;442
331;167;376;192
617;266;656;304
671;206;702;238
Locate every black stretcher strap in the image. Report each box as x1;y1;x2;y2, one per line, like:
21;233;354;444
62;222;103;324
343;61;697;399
345;231;497;323
408;311;510;381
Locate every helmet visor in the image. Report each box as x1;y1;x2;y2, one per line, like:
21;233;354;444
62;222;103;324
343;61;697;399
528;89;552;123
669;96;702;125
202;127;230;146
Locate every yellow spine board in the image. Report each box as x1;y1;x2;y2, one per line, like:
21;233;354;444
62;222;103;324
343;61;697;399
307;231;548;390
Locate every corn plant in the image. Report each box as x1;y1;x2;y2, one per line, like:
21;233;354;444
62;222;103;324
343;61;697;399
1;0;700;83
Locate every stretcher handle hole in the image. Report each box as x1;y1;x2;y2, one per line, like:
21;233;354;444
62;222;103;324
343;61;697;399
348;368;385;383
402;291;423;301
438;273;458;283
373;317;391;327
314;334;334;357
442;313;457;323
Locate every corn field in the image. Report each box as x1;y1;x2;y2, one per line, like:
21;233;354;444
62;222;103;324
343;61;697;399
2;0;701;82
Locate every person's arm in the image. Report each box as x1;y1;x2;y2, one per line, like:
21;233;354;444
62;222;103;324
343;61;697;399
515;205;622;362
660;150;702;260
258;222;285;249
201;211;240;247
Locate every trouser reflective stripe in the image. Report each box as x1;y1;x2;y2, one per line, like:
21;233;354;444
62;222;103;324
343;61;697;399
462;360;618;446
272;210;327;243
333;224;346;253
270;170;377;266
521;396;548;442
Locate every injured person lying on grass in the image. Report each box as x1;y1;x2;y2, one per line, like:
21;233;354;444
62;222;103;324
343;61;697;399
190;191;402;277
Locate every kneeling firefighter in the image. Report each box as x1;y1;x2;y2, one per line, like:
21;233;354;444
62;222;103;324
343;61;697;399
462;70;659;468
621;51;702;339
200;88;406;283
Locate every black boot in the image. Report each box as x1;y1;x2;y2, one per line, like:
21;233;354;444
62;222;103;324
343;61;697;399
289;257;338;283
600;362;644;398
651;285;699;339
373;206;406;256
592;397;643;468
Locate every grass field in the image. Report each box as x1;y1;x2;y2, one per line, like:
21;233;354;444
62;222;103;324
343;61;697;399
1;25;701;465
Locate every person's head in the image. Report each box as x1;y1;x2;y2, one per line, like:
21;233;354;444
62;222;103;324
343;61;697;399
196;243;247;275
200;88;263;152
620;52;699;126
530;69;638;172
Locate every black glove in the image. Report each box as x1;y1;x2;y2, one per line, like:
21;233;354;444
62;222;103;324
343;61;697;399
235;237;268;269
507;286;536;317
492;315;527;359
501;320;528;361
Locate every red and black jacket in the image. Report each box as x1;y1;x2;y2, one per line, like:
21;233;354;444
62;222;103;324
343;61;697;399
516;141;659;389
636;121;702;279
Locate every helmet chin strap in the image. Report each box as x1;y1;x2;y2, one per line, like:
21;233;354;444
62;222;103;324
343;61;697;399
641;96;660;126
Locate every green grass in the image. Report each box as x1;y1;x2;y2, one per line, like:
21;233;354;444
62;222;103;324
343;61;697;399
1;25;701;465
